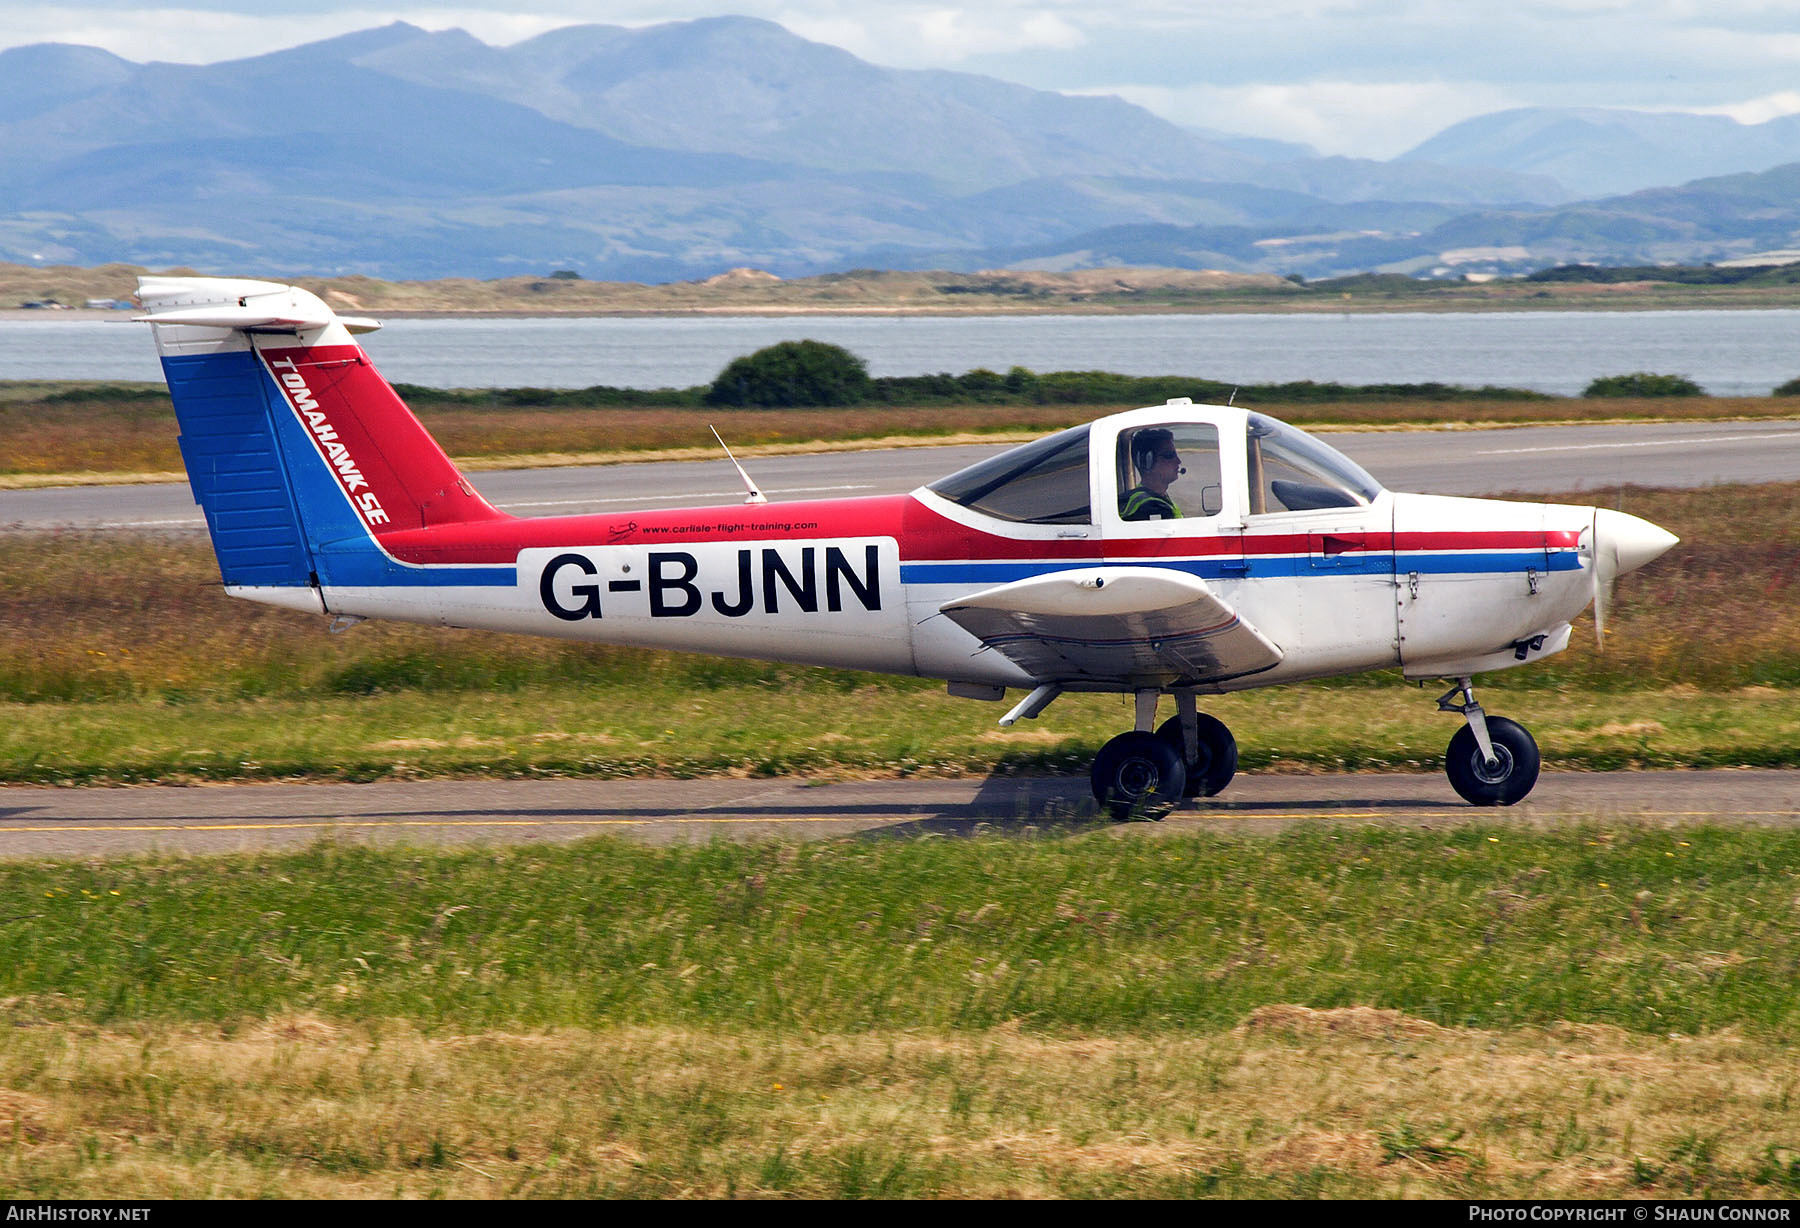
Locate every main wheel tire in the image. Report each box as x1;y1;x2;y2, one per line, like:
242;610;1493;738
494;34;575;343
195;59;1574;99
1155;714;1238;798
1444;716;1540;806
1091;731;1187;821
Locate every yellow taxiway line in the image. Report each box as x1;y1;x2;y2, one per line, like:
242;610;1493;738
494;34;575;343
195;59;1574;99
2;809;1794;836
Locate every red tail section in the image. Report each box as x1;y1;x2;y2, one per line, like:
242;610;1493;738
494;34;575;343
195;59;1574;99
257;342;506;536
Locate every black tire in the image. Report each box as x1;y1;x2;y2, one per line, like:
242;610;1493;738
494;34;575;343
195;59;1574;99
1090;731;1187;821
1155;713;1238;798
1444;717;1540;806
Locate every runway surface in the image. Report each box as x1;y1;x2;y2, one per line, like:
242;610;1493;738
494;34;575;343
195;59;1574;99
6;418;1800;532
3;770;1798;858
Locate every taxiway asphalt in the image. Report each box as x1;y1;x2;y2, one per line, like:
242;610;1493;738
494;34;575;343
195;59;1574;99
3;770;1798;858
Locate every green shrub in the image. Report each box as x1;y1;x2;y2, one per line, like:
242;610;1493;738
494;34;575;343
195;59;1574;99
1582;372;1706;398
704;340;872;407
1773;377;1800;396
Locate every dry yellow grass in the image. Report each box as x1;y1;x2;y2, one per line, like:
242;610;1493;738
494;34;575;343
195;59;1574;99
5;1009;1797;1197
0;263;1293;317
12;260;1800;317
6;391;1794;485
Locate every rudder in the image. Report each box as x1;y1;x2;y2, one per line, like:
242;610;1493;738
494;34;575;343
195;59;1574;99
165;346;317;590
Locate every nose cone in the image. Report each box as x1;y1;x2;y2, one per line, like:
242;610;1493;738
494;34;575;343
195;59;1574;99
1593;508;1680;576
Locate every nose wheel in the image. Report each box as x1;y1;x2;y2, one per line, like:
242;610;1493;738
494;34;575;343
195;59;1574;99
1437;678;1540;806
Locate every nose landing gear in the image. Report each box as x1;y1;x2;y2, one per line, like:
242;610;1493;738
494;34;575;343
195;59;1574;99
1437;677;1540;806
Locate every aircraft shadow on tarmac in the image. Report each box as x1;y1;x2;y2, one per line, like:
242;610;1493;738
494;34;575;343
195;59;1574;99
857;774;1463;839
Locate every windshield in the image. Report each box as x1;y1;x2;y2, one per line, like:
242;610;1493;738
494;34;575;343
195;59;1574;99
927;425;1091;525
1245;413;1383;515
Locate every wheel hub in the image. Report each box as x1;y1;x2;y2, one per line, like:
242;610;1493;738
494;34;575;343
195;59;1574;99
1116;759;1159;798
1471;744;1514;785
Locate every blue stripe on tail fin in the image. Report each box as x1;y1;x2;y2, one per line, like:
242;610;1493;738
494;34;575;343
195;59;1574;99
164;350;317;589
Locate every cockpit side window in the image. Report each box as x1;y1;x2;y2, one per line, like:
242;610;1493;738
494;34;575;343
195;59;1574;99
1244;413;1383;515
1117;424;1223;521
927;425;1091;525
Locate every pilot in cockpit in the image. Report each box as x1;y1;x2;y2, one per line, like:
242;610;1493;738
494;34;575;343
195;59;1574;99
1121;427;1183;521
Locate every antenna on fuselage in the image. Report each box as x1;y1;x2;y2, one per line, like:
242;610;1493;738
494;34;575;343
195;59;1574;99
710;425;768;504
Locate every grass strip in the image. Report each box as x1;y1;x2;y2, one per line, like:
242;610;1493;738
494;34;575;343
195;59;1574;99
3;1013;1799;1197
2;682;1797;786
5;825;1800;1197
4;825;1799;1037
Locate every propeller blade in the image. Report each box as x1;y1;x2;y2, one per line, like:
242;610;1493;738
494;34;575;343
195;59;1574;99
1586;508;1680;649
1588;509;1610;646
1592;555;1609;644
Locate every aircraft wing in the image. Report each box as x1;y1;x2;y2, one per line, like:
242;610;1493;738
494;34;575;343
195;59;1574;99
938;566;1283;686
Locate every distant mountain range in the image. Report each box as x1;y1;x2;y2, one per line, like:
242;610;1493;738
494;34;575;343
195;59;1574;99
1400;107;1800;199
2;17;1797;281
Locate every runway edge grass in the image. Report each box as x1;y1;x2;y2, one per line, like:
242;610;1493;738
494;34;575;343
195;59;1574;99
5;826;1800;1197
7;824;1798;1037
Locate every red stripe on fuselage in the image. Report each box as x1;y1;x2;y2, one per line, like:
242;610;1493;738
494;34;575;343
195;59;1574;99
377;495;918;564
373;492;1582;569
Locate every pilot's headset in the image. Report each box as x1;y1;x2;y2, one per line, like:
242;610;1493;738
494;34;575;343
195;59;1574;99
1131;430;1185;477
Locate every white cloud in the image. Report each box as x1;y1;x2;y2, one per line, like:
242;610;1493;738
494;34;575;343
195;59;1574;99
780;5;1084;65
1689;90;1800;125
0;5;573;62
916;8;1083;57
1101;80;1520;158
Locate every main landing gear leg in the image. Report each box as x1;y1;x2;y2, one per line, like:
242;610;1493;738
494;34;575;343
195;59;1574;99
1090;691;1242;820
1437;676;1540;806
1154;692;1238;799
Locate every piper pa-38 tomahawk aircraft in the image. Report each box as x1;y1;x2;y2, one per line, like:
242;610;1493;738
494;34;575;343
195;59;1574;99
138;276;1678;818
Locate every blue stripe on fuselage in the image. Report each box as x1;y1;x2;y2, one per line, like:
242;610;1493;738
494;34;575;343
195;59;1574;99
900;551;1579;586
1399;551;1582;576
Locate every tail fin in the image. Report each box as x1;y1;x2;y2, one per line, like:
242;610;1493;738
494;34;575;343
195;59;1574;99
138;277;506;606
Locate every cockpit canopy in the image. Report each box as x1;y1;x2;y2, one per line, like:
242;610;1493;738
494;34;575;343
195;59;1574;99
926;407;1383;527
1243;412;1382;514
926;424;1092;525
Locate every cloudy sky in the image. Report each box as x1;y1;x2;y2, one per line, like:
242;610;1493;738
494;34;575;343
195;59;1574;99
8;1;1800;158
